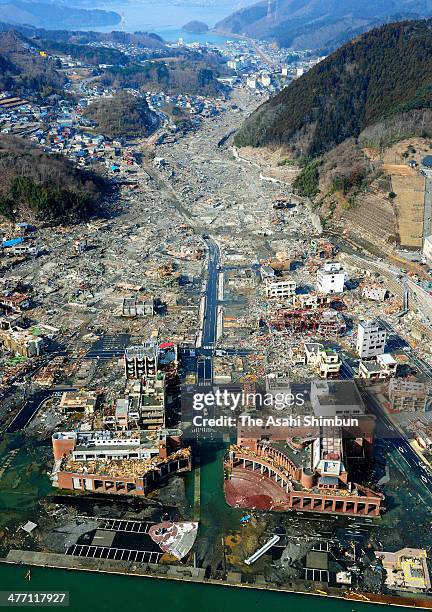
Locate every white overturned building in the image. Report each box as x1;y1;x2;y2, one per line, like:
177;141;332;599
316;262;346;295
356;320;387;358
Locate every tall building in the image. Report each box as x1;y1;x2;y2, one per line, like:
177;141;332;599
124;342;158;379
227;381;382;517
356;320;387;358
316;262;346;295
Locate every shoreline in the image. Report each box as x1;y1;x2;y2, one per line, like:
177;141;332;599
2;552;432;610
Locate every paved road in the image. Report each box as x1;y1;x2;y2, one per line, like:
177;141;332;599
6;387;76;433
377;317;432;378
360;388;432;494
197;237;220;385
85;349;126;360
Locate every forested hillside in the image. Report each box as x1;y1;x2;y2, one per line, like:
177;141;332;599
84;94;159;139
0;31;65;96
235;20;432;158
0;136;108;224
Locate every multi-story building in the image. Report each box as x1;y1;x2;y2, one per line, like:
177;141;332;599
317;348;341;379
358;353;397;380
51;429;191;496
103;373;166;431
0;327;43;357
388;379;427;412
265;278;296;300
356;320;387;358
316;262;346;295
304;343;341;379
140;373;166;430
423;235;432;265
124;343;158;379
227;381;381;517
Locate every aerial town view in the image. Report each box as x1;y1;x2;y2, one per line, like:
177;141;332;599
3;0;432;610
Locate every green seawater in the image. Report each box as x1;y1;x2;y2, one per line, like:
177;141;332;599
0;440;421;611
0;563;421;612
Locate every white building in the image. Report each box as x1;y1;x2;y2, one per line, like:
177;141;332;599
304;343;341;379
423;235;432;265
362;285;387;302
265;278;296;299
358;353;397;380
356;320;387;358
316;261;346;295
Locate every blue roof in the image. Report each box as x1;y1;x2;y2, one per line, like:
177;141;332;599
3;237;24;248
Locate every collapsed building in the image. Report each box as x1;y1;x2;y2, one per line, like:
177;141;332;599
0;326;43;358
388;379;428;412
268;306;346;335
52;429;191;496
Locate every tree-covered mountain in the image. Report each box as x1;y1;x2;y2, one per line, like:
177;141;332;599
216;0;432;51
100;52;229;97
84;94;159;139
0;30;65;96
0;135;108;224
235;19;432;158
0;23;166;50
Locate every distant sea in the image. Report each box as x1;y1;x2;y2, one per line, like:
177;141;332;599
80;0;250;42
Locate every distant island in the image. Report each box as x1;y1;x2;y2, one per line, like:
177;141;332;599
182;20;209;34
